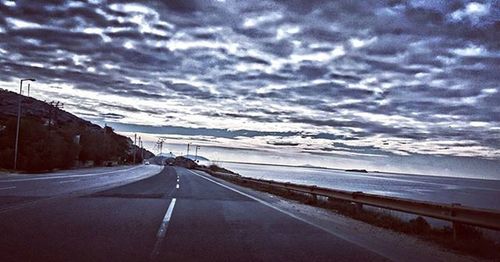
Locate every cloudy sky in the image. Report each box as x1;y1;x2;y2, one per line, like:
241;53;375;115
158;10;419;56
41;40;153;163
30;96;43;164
0;0;499;178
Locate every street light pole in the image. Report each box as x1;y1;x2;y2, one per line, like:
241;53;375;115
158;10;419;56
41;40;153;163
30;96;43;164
138;136;143;163
141;140;144;161
195;146;200;163
133;133;137;164
186;142;191;157
14;78;36;170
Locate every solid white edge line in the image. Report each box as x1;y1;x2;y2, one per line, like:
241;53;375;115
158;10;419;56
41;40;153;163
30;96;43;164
150;198;177;260
0;186;16;190
0;166;164;215
186;169;390;260
58;179;80;184
187;170;318;222
0;165;154;183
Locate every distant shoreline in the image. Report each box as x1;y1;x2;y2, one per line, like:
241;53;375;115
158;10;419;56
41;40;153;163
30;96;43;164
217;160;499;181
217;160;343;172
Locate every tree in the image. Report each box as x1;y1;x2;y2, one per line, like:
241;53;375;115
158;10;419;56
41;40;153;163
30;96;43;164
0;115;146;171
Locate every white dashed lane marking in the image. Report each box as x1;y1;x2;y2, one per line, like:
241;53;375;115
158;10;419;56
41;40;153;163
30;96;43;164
150;198;177;260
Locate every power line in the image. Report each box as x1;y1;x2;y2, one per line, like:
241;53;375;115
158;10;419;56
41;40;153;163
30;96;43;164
156;137;166;155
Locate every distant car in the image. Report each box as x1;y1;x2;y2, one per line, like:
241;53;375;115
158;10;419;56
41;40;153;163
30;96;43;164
165;158;175;166
144;161;150;165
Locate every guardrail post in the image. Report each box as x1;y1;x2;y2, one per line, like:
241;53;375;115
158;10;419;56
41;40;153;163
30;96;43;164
311;194;318;204
355;203;363;212
352;191;364;212
310;186;318;204
285;183;292;195
451;203;462;241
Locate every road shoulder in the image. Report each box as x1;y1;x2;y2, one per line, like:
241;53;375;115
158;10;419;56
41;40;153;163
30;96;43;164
192;170;481;262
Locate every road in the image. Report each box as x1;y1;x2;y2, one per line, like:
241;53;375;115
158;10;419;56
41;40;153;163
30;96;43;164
0;166;388;262
0;165;163;212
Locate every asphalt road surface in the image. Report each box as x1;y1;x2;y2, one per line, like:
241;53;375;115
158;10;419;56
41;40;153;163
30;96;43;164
0;166;388;262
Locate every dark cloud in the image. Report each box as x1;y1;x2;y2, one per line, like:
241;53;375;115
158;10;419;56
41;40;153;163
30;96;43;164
239;56;270;65
233;27;275;39
106;29;145;40
261;40;295;57
108;122;299;139
327;72;361;81
206;111;279;123
296;65;329;79
101;112;125;119
164;83;214;100
99;102;158;115
0;0;498;162
285;82;375;100
160;0;201;13
267;141;299;146
7;27;104;47
305;133;358;141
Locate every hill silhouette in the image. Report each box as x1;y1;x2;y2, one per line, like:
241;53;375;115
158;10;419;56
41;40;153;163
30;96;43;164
0;89;153;172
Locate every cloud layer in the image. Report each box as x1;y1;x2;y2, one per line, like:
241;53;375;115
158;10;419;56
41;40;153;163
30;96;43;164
0;0;499;164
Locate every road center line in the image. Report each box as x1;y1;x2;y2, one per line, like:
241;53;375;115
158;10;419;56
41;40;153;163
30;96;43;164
0;186;16;190
150;198;177;260
58;179;80;184
176;184;179;189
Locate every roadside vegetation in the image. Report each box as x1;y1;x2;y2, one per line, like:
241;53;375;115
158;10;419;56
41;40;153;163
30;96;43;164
0;90;154;172
207;164;237;174
0;117;147;172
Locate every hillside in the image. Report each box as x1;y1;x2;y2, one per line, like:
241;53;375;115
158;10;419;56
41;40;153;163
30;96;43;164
0;89;153;172
0;89;100;131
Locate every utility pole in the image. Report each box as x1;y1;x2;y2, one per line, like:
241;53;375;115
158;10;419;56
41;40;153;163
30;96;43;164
49;101;64;128
47;101;64;134
14;78;35;170
156;138;165;155
45;101;63;164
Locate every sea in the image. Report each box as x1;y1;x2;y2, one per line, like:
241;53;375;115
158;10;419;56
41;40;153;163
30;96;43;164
219;162;500;211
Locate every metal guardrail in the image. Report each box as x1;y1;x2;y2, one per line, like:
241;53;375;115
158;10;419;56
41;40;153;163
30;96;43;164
202;169;500;231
